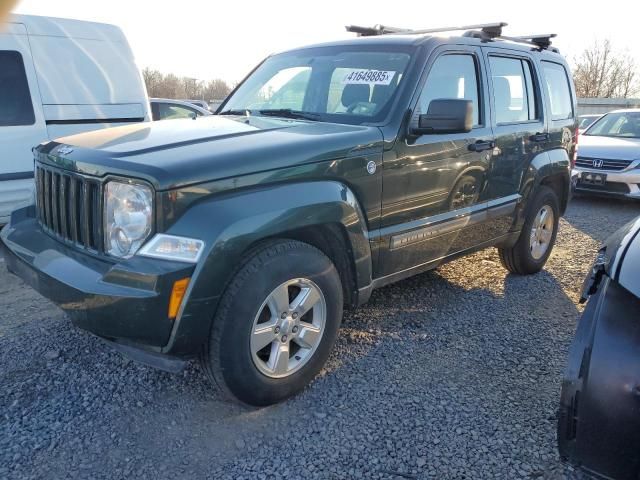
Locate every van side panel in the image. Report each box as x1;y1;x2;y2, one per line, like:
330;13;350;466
1;15;151;222
43;103;147;139
28;36;148;107
0;23;47;223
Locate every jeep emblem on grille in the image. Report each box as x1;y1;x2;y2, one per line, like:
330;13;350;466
592;159;604;168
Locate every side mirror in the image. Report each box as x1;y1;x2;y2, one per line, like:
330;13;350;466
411;98;473;135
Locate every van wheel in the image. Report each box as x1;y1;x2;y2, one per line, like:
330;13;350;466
498;185;559;275
200;240;343;406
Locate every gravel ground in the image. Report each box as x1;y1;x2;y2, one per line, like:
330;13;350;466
1;196;638;480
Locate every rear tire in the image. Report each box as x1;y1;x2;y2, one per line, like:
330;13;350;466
498;185;560;275
200;240;343;406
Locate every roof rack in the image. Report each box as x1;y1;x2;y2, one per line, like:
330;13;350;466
511;34;557;49
345;22;558;51
346;22;507;37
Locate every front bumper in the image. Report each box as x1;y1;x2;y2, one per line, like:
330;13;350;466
572;167;640;198
0;206;195;351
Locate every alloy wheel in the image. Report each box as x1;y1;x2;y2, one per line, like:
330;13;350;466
250;278;326;378
530;205;555;260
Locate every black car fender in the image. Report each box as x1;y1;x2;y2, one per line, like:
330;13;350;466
513;148;571;230
161;180;372;355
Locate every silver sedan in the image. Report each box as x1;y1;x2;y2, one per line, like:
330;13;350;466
573;109;640;198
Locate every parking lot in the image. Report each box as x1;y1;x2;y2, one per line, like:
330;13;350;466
0;196;638;480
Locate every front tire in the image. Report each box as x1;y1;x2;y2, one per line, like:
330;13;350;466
200;240;343;406
498;185;560;275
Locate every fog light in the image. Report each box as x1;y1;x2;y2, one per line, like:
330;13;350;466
138;234;204;263
168;278;190;319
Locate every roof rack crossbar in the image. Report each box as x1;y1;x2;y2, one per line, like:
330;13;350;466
345;22;558;51
345;24;413;36
511;34;557;49
345;22;507;37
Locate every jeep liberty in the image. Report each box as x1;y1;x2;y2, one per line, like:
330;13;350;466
0;22;577;405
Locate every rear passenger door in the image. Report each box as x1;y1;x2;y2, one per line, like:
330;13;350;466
538;60;576;156
483;49;546;236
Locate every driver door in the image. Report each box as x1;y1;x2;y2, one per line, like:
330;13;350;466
378;45;496;277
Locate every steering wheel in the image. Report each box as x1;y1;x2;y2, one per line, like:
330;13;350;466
346;102;372;114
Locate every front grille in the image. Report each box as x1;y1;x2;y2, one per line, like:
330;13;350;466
576;180;631;194
35;164;103;251
575;157;633;171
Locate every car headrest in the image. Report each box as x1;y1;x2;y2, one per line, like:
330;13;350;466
341;84;370;107
493;77;512;113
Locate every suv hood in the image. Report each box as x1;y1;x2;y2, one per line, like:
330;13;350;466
39;115;383;190
579;134;640;161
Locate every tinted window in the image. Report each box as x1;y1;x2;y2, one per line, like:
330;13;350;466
417;54;480;126
541;61;573;120
490;56;538;124
157;103;200;120
0;51;35;127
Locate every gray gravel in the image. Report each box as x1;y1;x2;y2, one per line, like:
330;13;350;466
1;195;639;480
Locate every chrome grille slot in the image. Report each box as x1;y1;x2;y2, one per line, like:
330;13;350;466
575;157;633;171
35;164;103;252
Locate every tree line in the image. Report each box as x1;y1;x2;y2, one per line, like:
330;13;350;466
142;68;232;101
572;39;639;98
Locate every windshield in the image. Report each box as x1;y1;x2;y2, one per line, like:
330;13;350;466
585;111;640;138
221;45;414;125
579;116;599;129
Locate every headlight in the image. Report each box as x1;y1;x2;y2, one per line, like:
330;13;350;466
138;234;204;263
104;181;153;258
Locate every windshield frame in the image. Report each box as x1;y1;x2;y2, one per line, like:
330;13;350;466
217;43;421;127
583;111;640;139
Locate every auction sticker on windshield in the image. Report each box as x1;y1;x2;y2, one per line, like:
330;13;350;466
342;70;396;85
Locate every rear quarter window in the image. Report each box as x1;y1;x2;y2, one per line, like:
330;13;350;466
541;61;573;121
0;50;35;127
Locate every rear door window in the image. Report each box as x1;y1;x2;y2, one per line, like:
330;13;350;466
0;50;35;126
541;61;573;120
489;56;538;124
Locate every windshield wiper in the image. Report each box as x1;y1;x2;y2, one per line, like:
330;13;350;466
258;109;321;121
218;109;252;116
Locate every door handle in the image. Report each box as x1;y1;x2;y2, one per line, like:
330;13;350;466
468;140;495;152
530;132;549;142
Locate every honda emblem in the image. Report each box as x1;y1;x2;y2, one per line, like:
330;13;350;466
592;159;604;169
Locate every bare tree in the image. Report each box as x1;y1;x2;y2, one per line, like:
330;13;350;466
202;79;232;101
141;68;163;97
181;77;201;99
142;69;232;102
572;40;639;98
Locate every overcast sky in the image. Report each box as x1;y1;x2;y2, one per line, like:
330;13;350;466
13;0;640;84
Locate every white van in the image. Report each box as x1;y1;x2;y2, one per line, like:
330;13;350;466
0;14;151;223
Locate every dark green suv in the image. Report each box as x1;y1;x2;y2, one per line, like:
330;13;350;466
1;23;577;405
